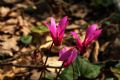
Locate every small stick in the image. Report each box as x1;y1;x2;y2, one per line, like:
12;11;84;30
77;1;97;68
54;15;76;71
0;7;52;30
39;42;54;80
54;62;64;80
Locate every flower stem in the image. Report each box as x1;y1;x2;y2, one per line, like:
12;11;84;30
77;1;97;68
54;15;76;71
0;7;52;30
54;62;64;80
72;63;75;80
39;42;54;80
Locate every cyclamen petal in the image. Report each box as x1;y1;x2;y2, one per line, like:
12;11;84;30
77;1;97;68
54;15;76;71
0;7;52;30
58;16;68;34
84;24;97;42
57;16;68;43
71;32;79;39
71;32;82;48
64;48;78;67
59;47;67;57
85;29;102;46
84;24;102;47
59;47;71;61
44;18;57;41
50;17;57;35
93;29;102;40
59;47;78;67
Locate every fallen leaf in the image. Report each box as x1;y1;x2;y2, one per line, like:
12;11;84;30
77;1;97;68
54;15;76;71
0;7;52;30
93;41;100;63
0;7;10;17
0;37;19;51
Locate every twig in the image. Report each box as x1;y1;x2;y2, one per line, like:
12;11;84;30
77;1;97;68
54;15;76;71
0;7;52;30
39;42;54;80
0;50;34;63
0;62;60;69
32;42;42;62
54;62;64;80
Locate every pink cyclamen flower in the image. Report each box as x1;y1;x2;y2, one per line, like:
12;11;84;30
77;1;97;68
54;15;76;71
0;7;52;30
44;16;68;46
59;47;78;67
71;24;102;54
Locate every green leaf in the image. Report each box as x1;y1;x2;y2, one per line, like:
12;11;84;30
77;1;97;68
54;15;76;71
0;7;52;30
43;72;55;80
60;56;101;80
78;56;101;79
105;21;111;26
20;35;32;44
31;26;48;34
60;66;74;80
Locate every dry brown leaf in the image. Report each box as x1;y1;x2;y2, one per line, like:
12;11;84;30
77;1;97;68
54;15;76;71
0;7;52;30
40;41;52;49
17;16;31;35
100;42;110;52
46;36;52;42
69;4;88;18
83;48;92;60
93;41;100;63
43;56;62;72
12;67;26;74
8;12;18;18
3;0;21;3
21;26;31;36
0;49;13;56
0;35;11;41
66;24;80;30
17;16;24;26
0;25;16;34
20;45;35;52
0;22;5;29
0;7;10;17
0;37;19;51
6;19;18;25
30;70;41;80
3;71;14;78
74;19;87;25
3;66;13;74
0;73;3;80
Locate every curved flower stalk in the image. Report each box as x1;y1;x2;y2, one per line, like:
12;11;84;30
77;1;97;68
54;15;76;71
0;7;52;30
71;24;102;54
59;47;78;67
44;16;68;46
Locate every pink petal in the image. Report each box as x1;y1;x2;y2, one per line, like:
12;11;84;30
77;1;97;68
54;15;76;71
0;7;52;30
59;47;74;61
57;16;68;42
84;35;94;46
93;29;102;40
84;24;97;42
59;47;67;58
71;32;82;48
58;16;68;33
50;17;57;36
87;29;102;44
44;22;56;40
64;48;78;67
84;24;98;46
44;17;57;41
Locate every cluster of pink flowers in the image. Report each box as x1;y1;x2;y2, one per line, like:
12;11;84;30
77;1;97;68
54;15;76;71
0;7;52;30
45;16;102;67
